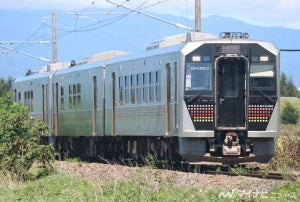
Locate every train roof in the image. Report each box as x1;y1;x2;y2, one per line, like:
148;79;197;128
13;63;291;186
54;60;107;76
14;70;53;83
108;43;185;65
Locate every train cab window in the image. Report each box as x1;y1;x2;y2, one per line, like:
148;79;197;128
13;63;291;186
185;62;213;95
137;74;143;104
250;64;276;96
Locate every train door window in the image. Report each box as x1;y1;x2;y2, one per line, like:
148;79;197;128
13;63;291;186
73;84;77;108
119;76;124;104
155;70;161;102
77;84;81;109
69;85;73;109
29;91;33;112
149;72;155;102
60;86;64;110
137;74;143;104
143;72;149;103
221;64;239;98
125;75;130;104
14;89;17;102
131;74;136;104
174;62;178;129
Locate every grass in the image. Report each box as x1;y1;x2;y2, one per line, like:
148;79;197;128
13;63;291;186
0;172;299;202
1;97;299;201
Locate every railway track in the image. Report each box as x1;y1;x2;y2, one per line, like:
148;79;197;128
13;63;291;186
179;162;299;181
206;170;293;180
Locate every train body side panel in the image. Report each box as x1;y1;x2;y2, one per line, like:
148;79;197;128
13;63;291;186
105;47;182;137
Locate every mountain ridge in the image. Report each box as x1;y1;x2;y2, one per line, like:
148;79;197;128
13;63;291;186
0;10;299;84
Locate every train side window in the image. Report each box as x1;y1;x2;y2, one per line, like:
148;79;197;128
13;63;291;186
24;91;33;112
131;74;136;104
68;83;81;109
149;72;155;102
125;75;130;104
119;76;124;105
155;70;161;102
137;74;143;104
143;73;149;103
18;92;21;103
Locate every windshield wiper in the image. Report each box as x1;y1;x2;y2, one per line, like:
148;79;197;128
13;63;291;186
253;87;276;103
187;93;203;103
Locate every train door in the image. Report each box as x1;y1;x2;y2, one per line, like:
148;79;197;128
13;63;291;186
165;62;178;135
215;56;249;130
166;63;171;135
93;76;97;135
54;82;59;135
111;72;116;135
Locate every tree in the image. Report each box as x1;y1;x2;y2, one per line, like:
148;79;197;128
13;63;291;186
0;77;13;97
281;101;299;124
0;94;54;181
280;72;298;97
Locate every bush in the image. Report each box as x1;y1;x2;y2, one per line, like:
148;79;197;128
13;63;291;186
0;94;54;181
269;128;300;171
281;101;299;124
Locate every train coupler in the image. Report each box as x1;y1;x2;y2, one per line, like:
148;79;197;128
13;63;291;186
222;132;241;156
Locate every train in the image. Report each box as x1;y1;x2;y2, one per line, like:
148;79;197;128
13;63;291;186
12;31;280;165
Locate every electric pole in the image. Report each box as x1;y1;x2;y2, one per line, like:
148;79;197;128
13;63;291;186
52;12;57;63
195;0;201;32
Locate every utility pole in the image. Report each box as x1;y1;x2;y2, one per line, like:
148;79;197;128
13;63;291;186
52;12;57;63
195;0;201;32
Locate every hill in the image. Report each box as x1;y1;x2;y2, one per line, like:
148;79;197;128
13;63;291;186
0;10;300;84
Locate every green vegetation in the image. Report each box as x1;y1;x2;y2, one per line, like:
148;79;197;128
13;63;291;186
0;172;299;201
267;98;300;172
0;94;54;181
0;77;13;97
281;101;299;124
280;72;299;97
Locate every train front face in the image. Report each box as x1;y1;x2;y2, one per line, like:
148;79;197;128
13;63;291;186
180;35;280;164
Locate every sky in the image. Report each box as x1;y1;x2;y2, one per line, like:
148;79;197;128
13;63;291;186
1;0;300;81
0;0;300;29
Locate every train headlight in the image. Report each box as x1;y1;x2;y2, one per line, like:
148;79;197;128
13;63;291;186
192;55;201;62
259;56;269;62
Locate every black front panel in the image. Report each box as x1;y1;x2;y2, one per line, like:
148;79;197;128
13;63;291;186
248;97;276;130
185;97;214;130
184;42;278;132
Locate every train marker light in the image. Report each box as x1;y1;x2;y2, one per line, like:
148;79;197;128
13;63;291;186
259;56;269;62
192;55;201;62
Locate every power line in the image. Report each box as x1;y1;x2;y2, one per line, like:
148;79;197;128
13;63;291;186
280;49;300;52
